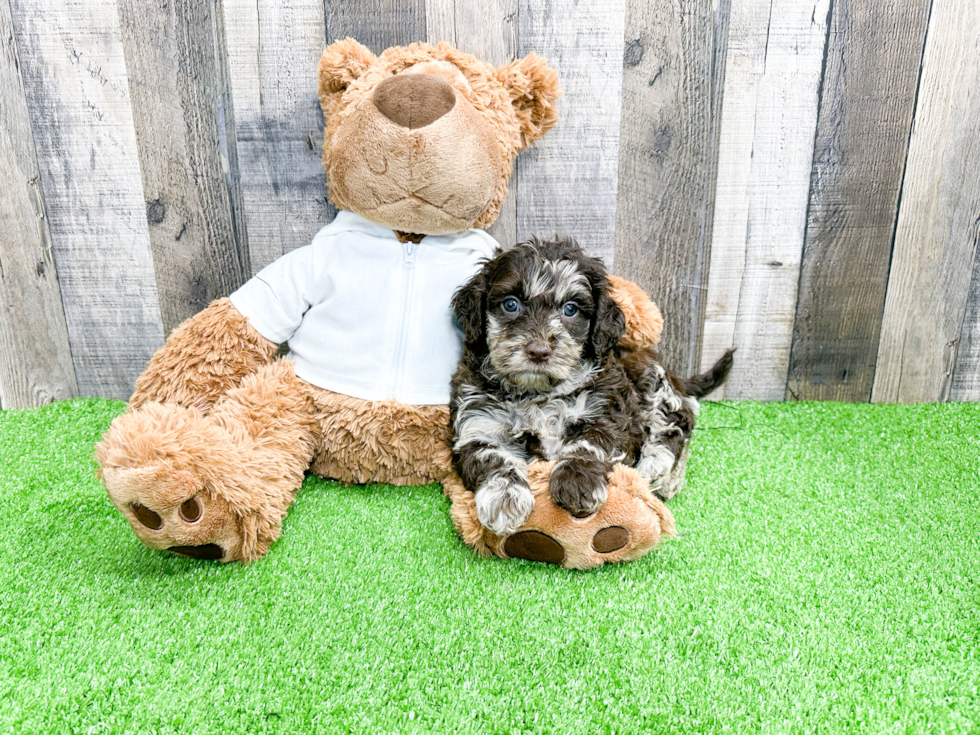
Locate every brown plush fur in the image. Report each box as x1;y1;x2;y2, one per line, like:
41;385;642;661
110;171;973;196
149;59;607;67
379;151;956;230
307;389;452;487
97;39;667;565
607;276;664;351
129;298;279;412
444;462;675;569
99;361;319;562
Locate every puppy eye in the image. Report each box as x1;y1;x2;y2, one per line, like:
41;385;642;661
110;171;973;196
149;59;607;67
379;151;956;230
502;297;520;313
562;302;579;317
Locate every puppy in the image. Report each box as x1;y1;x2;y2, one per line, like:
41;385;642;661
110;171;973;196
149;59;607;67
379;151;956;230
449;237;733;537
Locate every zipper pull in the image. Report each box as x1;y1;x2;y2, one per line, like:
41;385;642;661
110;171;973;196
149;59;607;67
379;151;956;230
405;241;418;267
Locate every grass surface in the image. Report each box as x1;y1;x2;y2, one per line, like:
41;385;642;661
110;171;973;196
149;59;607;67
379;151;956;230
1;398;979;734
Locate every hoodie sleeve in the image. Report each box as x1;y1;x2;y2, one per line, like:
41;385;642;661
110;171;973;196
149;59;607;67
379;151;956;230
228;244;321;345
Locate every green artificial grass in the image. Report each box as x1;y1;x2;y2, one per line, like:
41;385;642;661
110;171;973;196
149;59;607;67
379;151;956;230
1;399;979;734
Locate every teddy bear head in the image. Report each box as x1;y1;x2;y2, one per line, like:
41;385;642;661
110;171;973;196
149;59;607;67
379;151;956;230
317;39;561;236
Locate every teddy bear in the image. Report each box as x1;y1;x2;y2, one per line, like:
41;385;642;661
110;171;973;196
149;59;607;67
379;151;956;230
95;39;673;567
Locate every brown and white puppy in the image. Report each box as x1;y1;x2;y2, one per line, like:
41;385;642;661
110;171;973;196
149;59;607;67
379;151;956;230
449;238;733;536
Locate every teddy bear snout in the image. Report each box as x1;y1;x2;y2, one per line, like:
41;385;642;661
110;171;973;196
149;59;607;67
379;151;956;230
372;73;456;129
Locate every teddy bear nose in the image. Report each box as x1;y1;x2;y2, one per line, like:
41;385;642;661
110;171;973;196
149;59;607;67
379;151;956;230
372;73;456;129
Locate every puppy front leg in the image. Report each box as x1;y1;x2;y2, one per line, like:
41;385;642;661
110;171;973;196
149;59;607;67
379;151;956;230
453;441;533;537
550;436;618;518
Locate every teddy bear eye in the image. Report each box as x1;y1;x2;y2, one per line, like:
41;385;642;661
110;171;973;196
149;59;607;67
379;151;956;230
562;302;579;317
502;297;520;313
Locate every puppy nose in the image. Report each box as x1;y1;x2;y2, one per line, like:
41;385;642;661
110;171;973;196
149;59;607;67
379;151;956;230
525;341;552;364
372;73;456;129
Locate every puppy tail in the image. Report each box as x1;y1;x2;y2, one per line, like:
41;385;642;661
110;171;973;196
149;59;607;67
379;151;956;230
677;349;734;398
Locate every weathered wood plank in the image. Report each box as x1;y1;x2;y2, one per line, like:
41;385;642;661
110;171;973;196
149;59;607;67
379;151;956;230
223;0;333;273
873;0;980;403
0;0;77;408
325;0;426;54
939;15;980;404
8;0;165;399
786;0;931;402
613;0;726;376
426;0;520;248
118;0;250;335
699;0;831;400
952;254;980;400
516;0;626;266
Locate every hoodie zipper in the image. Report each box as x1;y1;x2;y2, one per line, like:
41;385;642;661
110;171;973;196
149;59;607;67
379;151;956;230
389;240;419;398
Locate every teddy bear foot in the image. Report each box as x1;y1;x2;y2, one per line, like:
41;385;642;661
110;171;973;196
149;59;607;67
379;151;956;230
97;403;251;562
101;463;244;562
446;461;676;569
499;463;676;569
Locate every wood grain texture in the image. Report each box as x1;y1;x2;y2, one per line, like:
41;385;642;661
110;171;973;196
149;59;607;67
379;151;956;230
426;0;520;248
325;0;425;54
873;0;980;403
952;253;980;400
0;0;77;408
118;0;250;335
223;0;333;273
516;0;626;266
613;0;726;376
699;0;831;400
786;0;931;402
8;0;165;400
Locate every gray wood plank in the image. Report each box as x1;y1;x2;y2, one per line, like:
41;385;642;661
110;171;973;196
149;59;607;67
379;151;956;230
426;0;519;248
516;0;627;267
0;0;77;408
223;0;334;273
952;253;980;400
699;0;831;401
613;0;727;376
118;0;250;335
8;0;165;399
786;0;931;402
325;0;426;55
873;0;980;403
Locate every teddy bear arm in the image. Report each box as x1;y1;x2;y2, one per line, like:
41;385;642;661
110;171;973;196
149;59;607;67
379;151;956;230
606;275;664;352
129;298;279;412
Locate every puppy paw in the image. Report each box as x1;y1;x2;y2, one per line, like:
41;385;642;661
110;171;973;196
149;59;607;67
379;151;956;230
636;446;675;484
550;458;608;517
475;475;535;536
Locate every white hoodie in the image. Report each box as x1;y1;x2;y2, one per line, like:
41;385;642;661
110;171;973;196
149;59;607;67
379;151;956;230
229;211;498;405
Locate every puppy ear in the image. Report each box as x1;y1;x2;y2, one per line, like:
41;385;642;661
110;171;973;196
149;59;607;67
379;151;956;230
588;286;627;361
452;270;489;347
318;38;375;117
497;53;561;150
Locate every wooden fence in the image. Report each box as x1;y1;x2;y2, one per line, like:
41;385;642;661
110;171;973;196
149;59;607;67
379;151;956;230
1;0;978;409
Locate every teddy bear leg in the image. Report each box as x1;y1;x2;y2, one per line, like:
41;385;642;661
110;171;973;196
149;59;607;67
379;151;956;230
129;298;279;413
98;360;319;563
306;389;453;487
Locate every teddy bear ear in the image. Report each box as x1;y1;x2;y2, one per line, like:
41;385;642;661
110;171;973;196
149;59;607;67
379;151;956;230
496;53;561;150
317;38;376;98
